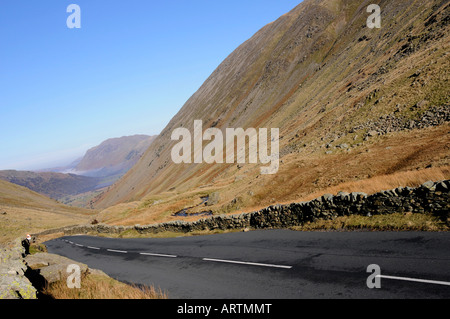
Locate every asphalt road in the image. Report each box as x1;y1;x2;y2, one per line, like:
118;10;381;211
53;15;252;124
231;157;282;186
44;230;450;299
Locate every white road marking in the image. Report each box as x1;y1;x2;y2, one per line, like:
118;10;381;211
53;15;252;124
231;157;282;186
203;258;292;269
64;240;291;269
377;275;450;286
140;252;177;258
107;249;128;254
65;240;290;268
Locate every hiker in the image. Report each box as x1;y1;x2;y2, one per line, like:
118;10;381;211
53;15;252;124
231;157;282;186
22;234;32;256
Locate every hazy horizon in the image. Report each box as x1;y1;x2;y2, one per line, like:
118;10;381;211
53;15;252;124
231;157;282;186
4;133;158;172
0;1;301;171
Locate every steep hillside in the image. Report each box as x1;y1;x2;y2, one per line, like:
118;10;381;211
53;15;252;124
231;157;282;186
0;179;92;243
74;135;157;178
94;0;449;222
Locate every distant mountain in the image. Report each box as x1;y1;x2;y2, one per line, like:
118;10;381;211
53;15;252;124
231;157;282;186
0;135;157;207
71;135;157;178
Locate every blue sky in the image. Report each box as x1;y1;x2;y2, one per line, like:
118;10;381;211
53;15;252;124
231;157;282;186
0;0;301;170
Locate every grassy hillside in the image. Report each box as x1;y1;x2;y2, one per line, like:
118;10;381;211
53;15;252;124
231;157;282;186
0;179;93;244
0;170;101;201
92;0;449;226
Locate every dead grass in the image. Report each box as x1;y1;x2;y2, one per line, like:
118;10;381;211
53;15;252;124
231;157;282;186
93;125;449;229
0;205;90;245
250;125;450;208
95;165;449;228
43;273;168;299
298;165;450;202
29;243;48;254
202;165;450;220
0;179;94;244
291;212;449;232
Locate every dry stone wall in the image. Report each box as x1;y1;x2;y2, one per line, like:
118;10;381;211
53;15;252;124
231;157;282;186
34;180;449;238
3;180;446;299
0;239;37;299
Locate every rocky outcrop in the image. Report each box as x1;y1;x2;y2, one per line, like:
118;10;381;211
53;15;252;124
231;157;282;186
34;180;449;238
352;105;450;139
0;238;91;299
24;253;89;285
0;239;37;299
0;239;98;299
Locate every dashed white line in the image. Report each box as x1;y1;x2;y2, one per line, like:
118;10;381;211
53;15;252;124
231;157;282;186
140;252;177;258
107;249;128;254
377;275;450;286
64;241;292;270
203;258;293;269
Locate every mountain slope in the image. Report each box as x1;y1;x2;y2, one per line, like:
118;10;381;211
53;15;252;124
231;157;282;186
0;179;92;243
0;179;90;213
70;135;157;177
0;170;101;200
94;0;449;212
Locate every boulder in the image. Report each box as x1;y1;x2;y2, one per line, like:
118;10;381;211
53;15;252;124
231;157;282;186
336;191;350;200
421;180;436;190
322;193;334;202
25;253;89;284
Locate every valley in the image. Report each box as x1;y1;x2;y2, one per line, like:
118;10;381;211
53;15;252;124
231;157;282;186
0;179;92;244
0;135;157;208
0;0;449;301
